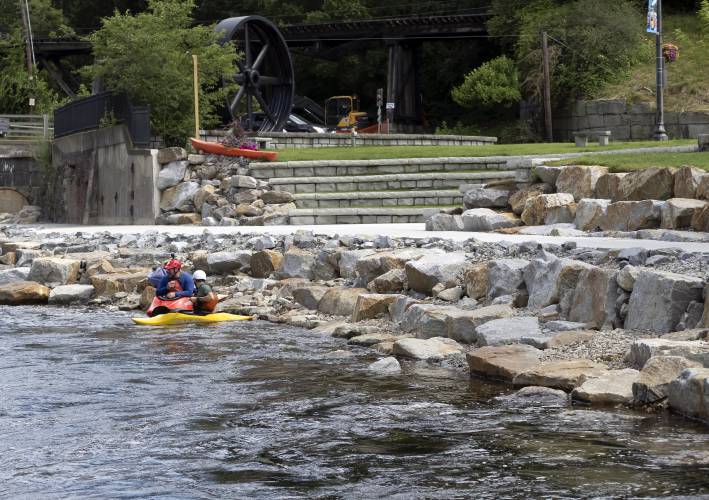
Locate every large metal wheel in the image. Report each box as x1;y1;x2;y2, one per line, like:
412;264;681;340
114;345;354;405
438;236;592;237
215;16;294;132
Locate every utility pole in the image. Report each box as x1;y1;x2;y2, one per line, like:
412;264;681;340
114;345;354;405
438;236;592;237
18;0;34;76
653;0;668;140
541;31;553;142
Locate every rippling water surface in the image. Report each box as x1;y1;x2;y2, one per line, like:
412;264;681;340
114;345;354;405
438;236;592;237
1;306;708;499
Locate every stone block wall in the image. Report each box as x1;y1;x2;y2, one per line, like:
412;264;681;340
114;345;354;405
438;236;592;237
554;99;709;141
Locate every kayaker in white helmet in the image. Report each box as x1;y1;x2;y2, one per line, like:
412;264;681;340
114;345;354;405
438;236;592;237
190;270;218;315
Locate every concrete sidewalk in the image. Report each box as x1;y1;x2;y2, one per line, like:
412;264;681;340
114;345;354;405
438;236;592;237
27;223;709;254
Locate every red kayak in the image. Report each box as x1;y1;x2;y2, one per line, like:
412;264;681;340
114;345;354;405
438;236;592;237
190;138;278;162
147;296;194;317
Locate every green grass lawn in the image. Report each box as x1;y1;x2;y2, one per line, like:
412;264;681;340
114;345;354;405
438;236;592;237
273;139;694;162
547;151;709;172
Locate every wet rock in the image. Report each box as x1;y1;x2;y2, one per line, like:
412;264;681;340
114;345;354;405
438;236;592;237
572;369;639;405
157;147;187;164
463;187;510;209
292;286;329;310
463;263;489;300
633;356;703;404
425;213;464;231
498;386;569;406
575;199;610;231
619;167;675;201
626;339;709;369
443;304;515;343
48;284;95;305
487;258;528;299
467;344;542;382
157;160;189;190
318;288;367;317
461;209;520;231
405;252;467;295
367;357;401;374
660;198;707;229
556;165;608;201
568;267;621;330
625;270;704;333
393;337;463;361
261;191;295;204
251;250;283;278
207;251;252;275
475;316;543;346
521;193;576;226
668;368;709;422
595;173;627;200
673;166;705;199
601;200;663;231
0;267;30;283
533;166;562;185
513;360;608;391
369;268;407;294
276;248;315;280
352;293;398;322
508;184;553;215
0;281;50;305
28;257;80;285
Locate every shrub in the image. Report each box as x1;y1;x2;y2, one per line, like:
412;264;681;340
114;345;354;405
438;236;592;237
451;56;521;109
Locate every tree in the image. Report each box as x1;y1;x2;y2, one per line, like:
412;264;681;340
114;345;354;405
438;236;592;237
451;56;521;109
85;0;238;145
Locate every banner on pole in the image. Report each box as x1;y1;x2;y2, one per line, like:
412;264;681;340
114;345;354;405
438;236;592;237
646;0;659;34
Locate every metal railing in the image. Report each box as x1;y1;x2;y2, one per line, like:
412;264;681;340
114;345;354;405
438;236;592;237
0;114;53;140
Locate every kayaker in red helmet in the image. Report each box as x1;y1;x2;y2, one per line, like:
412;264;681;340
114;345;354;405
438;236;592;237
156;258;196;299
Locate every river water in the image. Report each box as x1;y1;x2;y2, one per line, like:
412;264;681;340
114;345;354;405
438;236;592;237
1;306;708;499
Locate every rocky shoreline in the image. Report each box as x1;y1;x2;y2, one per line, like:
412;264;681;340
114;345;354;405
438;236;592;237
1;224;708;425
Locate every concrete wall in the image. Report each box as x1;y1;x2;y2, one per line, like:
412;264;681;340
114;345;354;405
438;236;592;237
52;126;160;224
554;99;709;141
0;143;44;209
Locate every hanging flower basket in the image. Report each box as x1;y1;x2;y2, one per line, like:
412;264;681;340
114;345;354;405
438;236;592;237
662;44;679;63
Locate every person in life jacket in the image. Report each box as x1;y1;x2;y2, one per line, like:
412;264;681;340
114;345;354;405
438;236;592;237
190;270;218;315
156;259;196;299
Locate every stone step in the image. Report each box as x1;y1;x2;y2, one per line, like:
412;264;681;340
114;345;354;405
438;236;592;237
249;157;510;179
288;206;451;225
270;170;517;194
294;189;462;209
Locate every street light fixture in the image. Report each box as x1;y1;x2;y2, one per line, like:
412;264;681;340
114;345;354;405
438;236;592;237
650;0;668;140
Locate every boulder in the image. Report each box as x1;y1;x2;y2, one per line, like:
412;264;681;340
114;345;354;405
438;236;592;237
160;182;200;211
425;213;464;231
405;252;467;295
348;333;403;347
166;213;201;225
261;190;295;204
574;198;611;231
508;184;553;215
48;284;95;305
524;255;562;309
568;267;621;330
668;368;709;422
157;160;189;190
521;193;576;226
0;281;50;305
277;248;316;280
437;286;464;302
157;147;187;164
571;369;639;405
619;167;675;201
498;386;569;406
352;293;398;322
0;267;30;283
475;316;543;346
356;248;432;284
400;304;450;338
601;200;663;231
369;268;407;293
660;198;707;229
367;357;402;374
28;257;81;285
691;204;709;232
392;337;463;361
250;250;283;278
339;250;376;279
616;265;640;292
207;251;252;275
625;270;704;333
513;360;608;391
90;271;148;296
625;339;709;369
487;258;528;299
461;209;520;231
533;166;562;185
633;356;703;404
467;344;543;382
235;203;262;217
444;304;515;343
463;263;489;300
698;175;709;200
140;286;155;310
463;187;510;209
673;166;705;199
389;295;422;323
229;175;258;189
594;173;627;200
318;288;367;316
555;165;608;201
292;286;329;310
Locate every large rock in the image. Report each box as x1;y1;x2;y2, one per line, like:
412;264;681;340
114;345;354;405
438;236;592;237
568;267;621;330
356;248;432;284
367;357;401;374
48;284;95;305
521;193;576;226
207;251;252;275
160;181;200;211
692;204;709;232
475;316;543;346
625;270;704;333
698;175;709;201
595;173;627;200
555;165;608;201
250;250;283;278
533;166;562;185
425;213;464;231
157;160;189;190
487;258;528;299
400;304;450;338
601;200;663;231
157;147;187;164
443;304;514;343
616;265;640;292
513;360;608;391
369;268;407;293
463;263;489;300
352;293;398;322
463;187;510;209
0;267;30;283
261;190;295;204
339;250;376;279
461;209;519;231
498;386;569;406
673;166;705;199
571;369;639;404
0;281;50;305
524;255;562;309
229;175;258;189
28;257;80;285
467;345;542;382
392;337;462;360
619;167;675;201
667;368;709;422
557;260;595;318
574;198;611;231
90;271;148;296
318;288;367;316
508;184;553;215
660;198;707;229
633;356;703;404
277;248;315;280
405;252;467;294
292;286;329;310
625;339;709;369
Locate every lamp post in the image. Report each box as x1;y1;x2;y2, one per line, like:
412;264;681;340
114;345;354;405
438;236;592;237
653;0;668;141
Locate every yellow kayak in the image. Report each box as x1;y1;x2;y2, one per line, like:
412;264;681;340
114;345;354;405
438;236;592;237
132;312;253;326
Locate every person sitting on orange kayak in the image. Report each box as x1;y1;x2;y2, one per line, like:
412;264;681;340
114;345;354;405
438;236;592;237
156;259;195;299
190;270;218;315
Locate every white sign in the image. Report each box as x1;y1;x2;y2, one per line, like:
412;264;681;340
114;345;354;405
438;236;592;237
386;102;395;110
28;97;35;106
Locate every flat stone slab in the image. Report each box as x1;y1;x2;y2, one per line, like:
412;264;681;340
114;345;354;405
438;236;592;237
393;337;463;361
572;369;639;405
475;316;543;347
467;344;543;382
513;360;608;391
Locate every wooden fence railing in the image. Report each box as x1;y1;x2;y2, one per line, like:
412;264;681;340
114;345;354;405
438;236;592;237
0;114;53;141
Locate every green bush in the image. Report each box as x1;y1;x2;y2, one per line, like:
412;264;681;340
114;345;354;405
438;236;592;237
451;56;521;109
700;0;709;36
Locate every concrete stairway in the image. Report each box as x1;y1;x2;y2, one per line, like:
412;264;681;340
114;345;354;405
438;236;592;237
248;157;530;224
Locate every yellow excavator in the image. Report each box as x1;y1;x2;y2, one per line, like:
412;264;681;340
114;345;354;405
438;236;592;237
325;95;369;132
